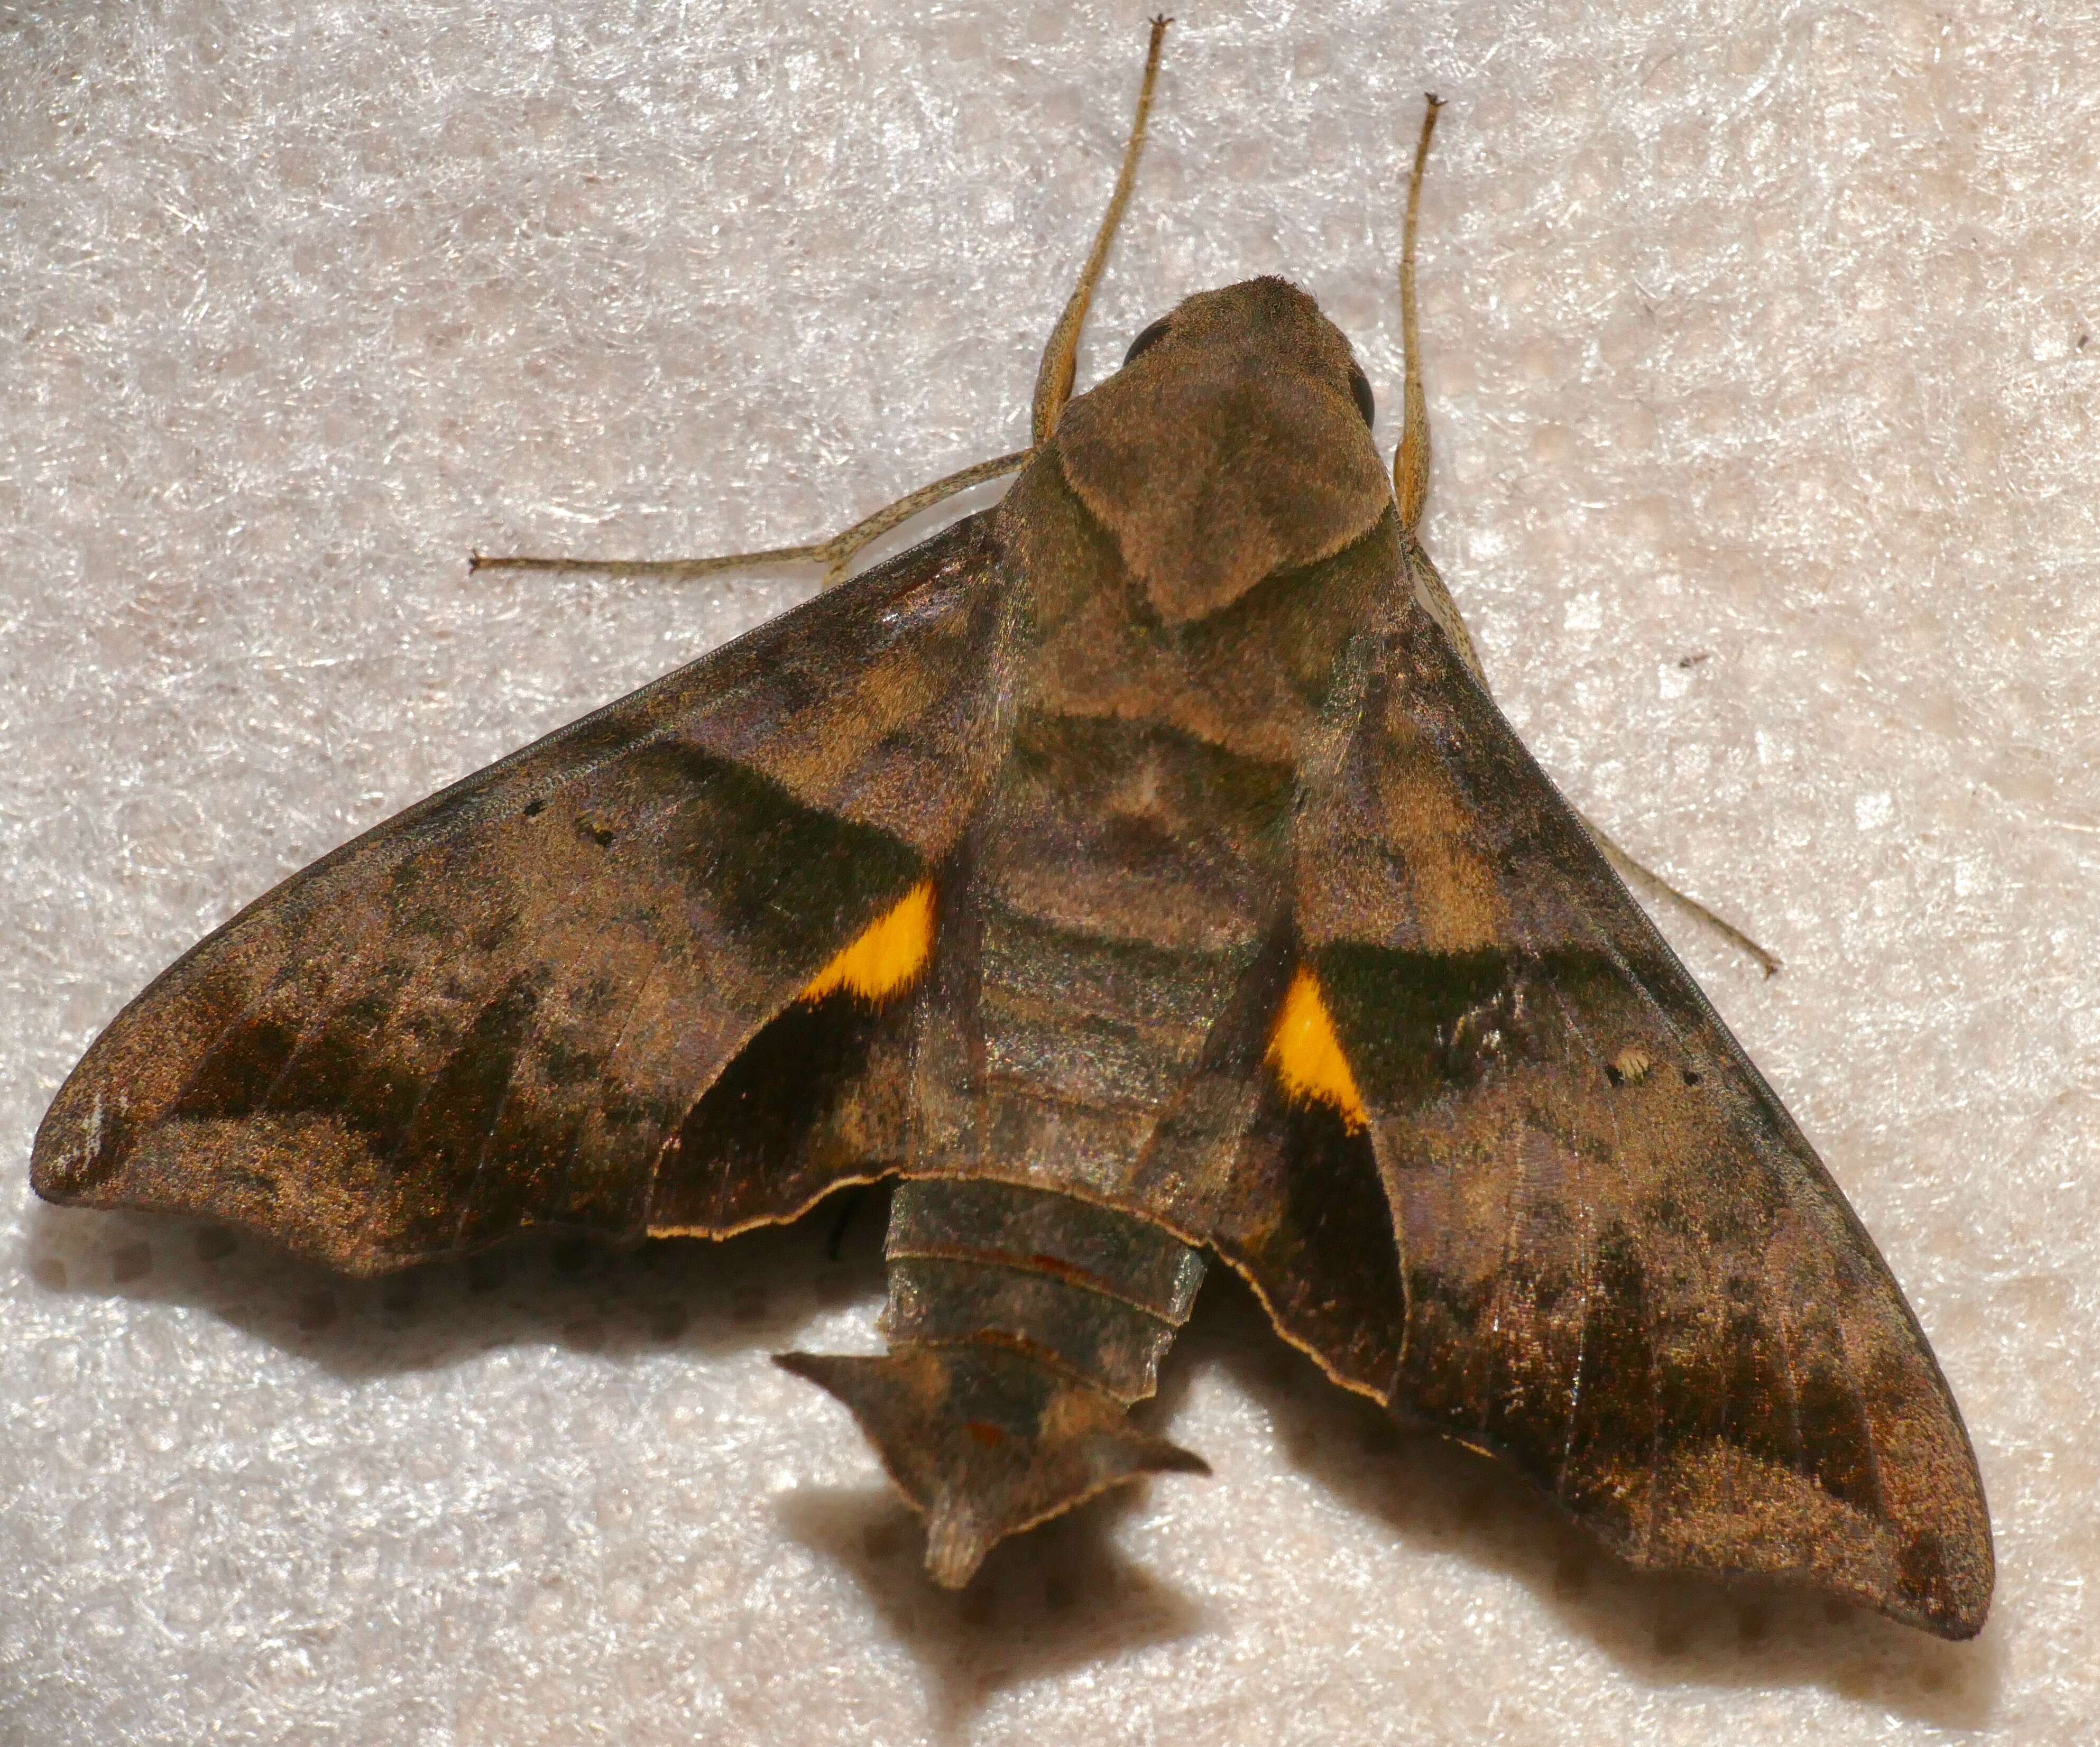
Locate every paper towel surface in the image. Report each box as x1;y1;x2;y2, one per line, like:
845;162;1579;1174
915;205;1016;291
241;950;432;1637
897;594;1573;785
6;2;2097;1742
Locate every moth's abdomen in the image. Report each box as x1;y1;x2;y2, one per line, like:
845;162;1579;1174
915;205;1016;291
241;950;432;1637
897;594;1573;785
778;1179;1208;1586
883;1177;1205;1400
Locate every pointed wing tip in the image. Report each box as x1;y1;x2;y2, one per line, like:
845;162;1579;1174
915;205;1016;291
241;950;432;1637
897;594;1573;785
27;1124;420;1282
1927;1602;1991;1642
1886;1578;1991;1641
28;1116;103;1207
1892;1448;1996;1639
27;1154;72;1205
1908;1527;1995;1641
1801;1501;1994;1638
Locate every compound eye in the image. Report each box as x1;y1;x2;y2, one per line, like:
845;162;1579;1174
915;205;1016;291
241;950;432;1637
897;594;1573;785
1122;317;1172;365
1348;364;1376;428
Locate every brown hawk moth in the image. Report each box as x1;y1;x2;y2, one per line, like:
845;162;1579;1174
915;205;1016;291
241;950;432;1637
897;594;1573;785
30;23;1991;1637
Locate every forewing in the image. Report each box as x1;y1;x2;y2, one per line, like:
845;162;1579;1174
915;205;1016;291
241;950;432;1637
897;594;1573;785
1267;534;1991;1636
34;514;1014;1274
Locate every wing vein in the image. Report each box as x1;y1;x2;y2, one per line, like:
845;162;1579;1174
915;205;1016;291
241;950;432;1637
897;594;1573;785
1832;1274;1894;1524
450;1037;527;1249
1534;964;1661;1557
1552;1172;1594;1503
1764;1234;1809;1477
144;935;357;1141
1386;1117;1414;1397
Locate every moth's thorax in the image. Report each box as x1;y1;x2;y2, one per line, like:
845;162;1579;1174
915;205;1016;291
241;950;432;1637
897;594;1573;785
998;280;1394;770
1034;276;1391;628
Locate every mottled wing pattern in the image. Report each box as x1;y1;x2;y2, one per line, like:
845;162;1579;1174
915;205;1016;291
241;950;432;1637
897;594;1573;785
33;515;1014;1274
1257;534;1991;1636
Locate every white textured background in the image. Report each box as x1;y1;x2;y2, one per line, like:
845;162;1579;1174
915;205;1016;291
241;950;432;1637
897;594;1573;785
5;2;2097;1742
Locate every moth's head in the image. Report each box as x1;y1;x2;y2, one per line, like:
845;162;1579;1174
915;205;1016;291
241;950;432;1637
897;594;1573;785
1046;276;1393;624
1118;277;1377;432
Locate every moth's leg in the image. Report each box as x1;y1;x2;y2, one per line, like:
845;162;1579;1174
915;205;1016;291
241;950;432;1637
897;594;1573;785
1029;14;1172;445
1393;96;1782;977
1581;820;1785;975
468;447;1029;590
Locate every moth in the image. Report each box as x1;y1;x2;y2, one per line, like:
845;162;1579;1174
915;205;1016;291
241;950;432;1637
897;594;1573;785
32;23;1992;1636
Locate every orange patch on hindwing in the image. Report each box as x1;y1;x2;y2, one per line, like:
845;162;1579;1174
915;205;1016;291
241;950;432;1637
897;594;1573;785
1267;967;1369;1131
798;881;936;1004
